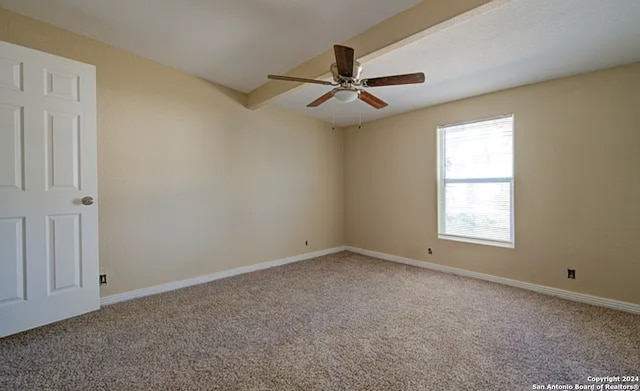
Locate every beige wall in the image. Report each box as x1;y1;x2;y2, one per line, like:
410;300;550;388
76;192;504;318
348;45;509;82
0;9;344;297
345;63;640;304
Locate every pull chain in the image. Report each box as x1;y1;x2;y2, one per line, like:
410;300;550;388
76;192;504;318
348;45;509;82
358;109;362;130
331;106;335;130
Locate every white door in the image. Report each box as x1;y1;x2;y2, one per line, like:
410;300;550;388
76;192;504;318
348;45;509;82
0;41;98;338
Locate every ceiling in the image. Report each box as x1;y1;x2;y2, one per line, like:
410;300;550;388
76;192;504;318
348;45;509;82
2;0;639;127
275;0;640;126
0;0;420;92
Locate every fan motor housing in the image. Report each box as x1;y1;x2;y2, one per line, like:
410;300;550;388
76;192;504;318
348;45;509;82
330;61;362;82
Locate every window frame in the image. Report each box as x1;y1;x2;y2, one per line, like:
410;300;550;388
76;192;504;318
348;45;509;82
436;114;515;248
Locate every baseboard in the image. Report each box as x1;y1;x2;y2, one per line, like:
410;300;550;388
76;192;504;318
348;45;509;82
346;246;640;315
101;246;347;306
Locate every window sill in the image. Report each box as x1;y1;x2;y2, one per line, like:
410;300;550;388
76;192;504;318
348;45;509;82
438;234;514;249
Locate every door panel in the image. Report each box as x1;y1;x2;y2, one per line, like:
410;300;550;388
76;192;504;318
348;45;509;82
45;112;81;191
0;217;26;304
0;57;22;91
0;41;98;338
44;69;79;101
47;214;82;293
0;104;24;191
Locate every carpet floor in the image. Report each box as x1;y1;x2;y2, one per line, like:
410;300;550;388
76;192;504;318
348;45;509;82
1;251;638;390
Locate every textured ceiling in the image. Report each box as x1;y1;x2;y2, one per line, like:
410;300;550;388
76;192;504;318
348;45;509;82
275;0;640;126
0;0;420;92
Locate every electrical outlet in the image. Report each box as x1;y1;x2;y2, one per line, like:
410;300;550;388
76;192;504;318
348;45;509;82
428;248;433;255
567;269;575;279
99;274;107;285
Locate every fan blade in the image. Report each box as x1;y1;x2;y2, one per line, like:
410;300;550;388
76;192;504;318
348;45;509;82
268;75;333;86
359;90;388;109
362;72;425;87
334;45;355;77
307;90;335;107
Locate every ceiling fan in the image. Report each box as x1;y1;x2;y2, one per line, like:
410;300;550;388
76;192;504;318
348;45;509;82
268;44;425;109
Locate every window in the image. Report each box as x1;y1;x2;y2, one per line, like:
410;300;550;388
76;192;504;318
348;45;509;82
437;115;514;248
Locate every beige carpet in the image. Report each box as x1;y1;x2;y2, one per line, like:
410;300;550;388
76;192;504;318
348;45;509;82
1;251;638;390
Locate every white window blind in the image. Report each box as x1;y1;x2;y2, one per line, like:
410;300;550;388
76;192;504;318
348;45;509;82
437;115;514;247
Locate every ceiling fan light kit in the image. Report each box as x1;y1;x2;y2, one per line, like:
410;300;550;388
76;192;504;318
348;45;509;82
268;44;425;109
334;88;359;103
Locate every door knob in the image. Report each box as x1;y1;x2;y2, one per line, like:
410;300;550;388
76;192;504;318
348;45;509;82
81;196;95;206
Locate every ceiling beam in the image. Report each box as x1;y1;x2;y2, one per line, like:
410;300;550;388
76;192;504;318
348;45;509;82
247;0;506;109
